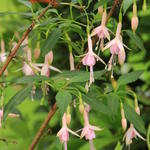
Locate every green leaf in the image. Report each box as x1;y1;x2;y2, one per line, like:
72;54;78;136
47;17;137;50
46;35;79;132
52;70;105;83
117;70;144;87
114;142;122;150
123;0;133;15
147;125;150;150
124;103;146;134
4;86;32;120
41;28;62;56
18;0;32;9
14;75;50;84
56;91;72;115
125;30;146;51
82;94;110;115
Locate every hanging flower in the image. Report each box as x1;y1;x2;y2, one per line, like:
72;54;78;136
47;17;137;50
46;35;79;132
57;113;79;150
124;124;146;146
82;34;106;86
81;105;102;150
103;22;126;70
91;10;110;41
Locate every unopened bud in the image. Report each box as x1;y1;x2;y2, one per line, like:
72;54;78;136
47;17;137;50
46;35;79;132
142;0;147;12
98;6;103;15
131;16;139;32
111;77;117;90
34;48;40;60
66;114;71;125
45;51;53;65
121;118;127;131
69;52;75;71
135;106;140;115
79;104;84;114
8;113;20;118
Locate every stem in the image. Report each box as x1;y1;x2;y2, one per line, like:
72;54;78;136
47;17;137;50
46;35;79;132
29;103;57;150
0;1;58;77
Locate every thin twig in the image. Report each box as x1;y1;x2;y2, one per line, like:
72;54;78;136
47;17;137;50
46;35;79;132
76;0;121;69
29;103;57;150
0;0;58;77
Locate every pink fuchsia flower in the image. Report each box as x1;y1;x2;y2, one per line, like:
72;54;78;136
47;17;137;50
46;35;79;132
81;105;102;150
57;113;79;150
0;109;3;128
41;51;53;77
82;34;106;86
91;10;110;41
103;22;126;69
124;124;146;146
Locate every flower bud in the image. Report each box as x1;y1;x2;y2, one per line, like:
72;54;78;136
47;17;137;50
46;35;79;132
79;104;84;114
34;48;40;60
66;114;71;125
69;52;75;71
142;0;147;12
135;106;140;115
131;3;138;32
121;118;127;131
45;51;53;65
131;16;139;32
98;6;103;15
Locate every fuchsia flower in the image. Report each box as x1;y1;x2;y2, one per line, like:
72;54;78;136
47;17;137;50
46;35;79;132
0;109;3;128
91;10;110;41
41;51;53;77
103;22;126;70
124;124;146;145
82;34;106;86
57;113;79;150
22;49;40;76
81;105;102;150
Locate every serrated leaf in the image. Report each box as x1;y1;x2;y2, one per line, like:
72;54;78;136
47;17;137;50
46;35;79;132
117;70;144;87
115;142;122;150
125;30;146;51
52;70;105;83
18;0;32;9
41;28;62;56
14;75;50;84
4;86;32;120
123;0;133;15
56;91;72;116
124;103;146;134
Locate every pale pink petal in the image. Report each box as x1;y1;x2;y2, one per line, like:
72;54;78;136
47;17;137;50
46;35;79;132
93;53;106;65
89;125;102;131
91;26;102;37
103;39;116;51
103;27;110;40
134;129;146;141
118;48;125;65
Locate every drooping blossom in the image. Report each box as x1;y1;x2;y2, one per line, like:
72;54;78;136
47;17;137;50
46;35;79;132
57;113;79;150
103;22;126;70
91;10;110;49
131;3;139;32
41;51;53;77
22;49;40;76
82;34;106;86
124;124;146;146
81;105;102;150
92;10;110;41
